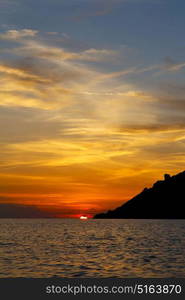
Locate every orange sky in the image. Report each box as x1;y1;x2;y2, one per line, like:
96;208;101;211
0;2;185;218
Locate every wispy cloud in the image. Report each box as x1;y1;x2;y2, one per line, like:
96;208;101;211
71;0;155;20
0;29;38;40
163;56;185;71
0;25;185;216
14;41;117;62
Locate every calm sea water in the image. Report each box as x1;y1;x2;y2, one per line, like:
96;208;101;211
0;219;185;278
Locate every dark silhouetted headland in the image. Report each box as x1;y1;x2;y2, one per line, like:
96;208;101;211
94;170;185;219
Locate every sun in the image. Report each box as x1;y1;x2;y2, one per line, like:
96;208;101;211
80;215;88;220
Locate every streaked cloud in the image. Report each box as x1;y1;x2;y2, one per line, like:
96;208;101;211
0;29;38;40
71;0;156;20
163;56;185;71
11;40;117;63
0;203;54;218
0;9;185;217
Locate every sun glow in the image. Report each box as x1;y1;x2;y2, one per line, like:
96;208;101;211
80;215;88;220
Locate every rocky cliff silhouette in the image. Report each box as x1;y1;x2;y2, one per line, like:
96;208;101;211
94;171;185;219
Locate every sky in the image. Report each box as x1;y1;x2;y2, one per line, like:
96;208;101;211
0;0;185;218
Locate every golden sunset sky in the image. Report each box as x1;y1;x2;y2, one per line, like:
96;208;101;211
0;0;185;217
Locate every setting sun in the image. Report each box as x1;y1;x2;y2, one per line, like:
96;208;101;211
80;216;88;220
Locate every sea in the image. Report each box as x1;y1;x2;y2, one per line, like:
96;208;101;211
0;219;185;278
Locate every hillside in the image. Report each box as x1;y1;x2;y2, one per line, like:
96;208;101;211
94;171;185;219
